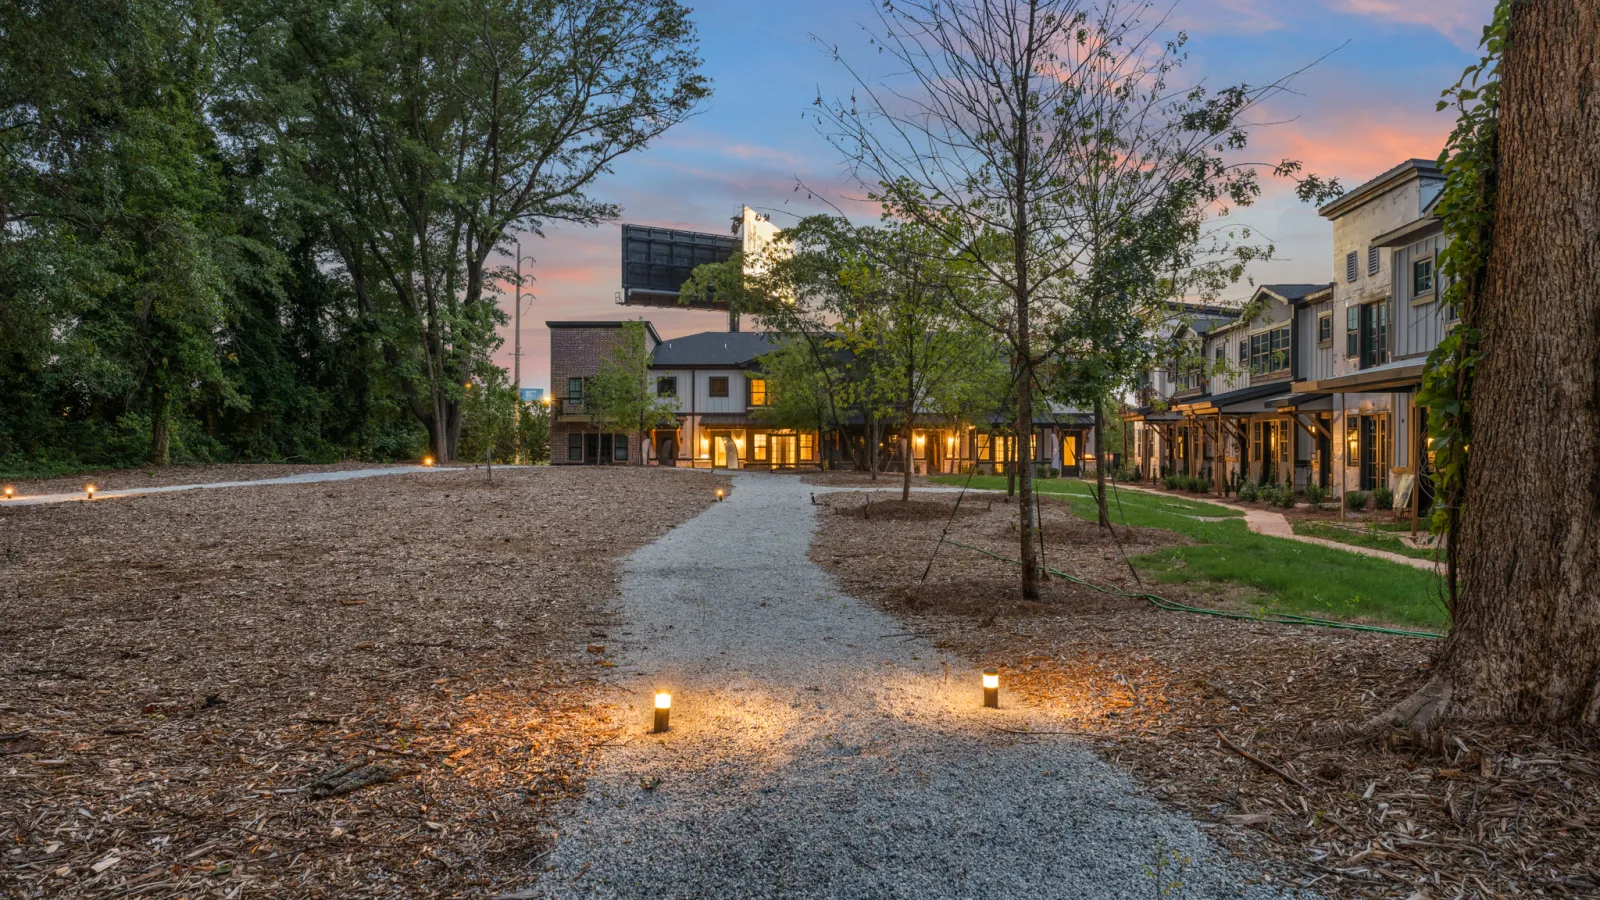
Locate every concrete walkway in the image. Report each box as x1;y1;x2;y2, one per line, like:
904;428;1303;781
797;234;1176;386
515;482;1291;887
0;465;461;506
535;474;1297;899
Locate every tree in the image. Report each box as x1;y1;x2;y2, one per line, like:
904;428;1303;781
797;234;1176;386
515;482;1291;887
817;0;1336;598
752;339;848;457
257;0;706;462
1381;0;1600;728
585;322;677;463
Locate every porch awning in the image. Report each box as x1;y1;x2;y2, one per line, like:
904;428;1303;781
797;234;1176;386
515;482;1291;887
1175;382;1286;415
1293;358;1426;394
1218;392;1292;415
696;413;761;426
1274;392;1334;412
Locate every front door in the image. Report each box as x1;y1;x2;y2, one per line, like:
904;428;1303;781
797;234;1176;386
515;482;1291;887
770;434;797;467
1061;434;1079;475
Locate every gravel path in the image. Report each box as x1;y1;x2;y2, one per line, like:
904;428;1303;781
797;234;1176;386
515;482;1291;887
538;474;1302;899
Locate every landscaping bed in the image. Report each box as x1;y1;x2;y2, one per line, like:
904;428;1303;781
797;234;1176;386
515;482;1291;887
0;466;725;898
811;489;1599;899
2;461;401;497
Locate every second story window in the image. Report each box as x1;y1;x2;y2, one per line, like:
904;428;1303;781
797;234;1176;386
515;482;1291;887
1247;325;1290;375
749;378;768;405
1368;246;1380;275
1346;306;1360;358
656;376;677;397
1318;311;1333;346
1346;251;1358;282
1413;258;1435;297
709;376;729;398
567;377;584;400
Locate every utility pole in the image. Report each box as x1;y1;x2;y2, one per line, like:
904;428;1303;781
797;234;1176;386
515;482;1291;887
514;248;536;463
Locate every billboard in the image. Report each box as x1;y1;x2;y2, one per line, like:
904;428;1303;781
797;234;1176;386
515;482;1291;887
520;388;544;403
619;224;738;309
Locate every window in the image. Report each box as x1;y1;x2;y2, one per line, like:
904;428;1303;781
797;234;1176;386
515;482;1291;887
1413;258;1434;297
567;433;583;462
613;434;628;461
567;377;583;400
753;433;768;461
749;378;768;405
800;433;814;460
1247;325;1290;375
1346;305;1360;358
709;376;729;398
1317;311;1333;346
1367;246;1380;276
1359;301;1389;369
1237;341;1248;365
1345;251;1358;282
656;376;677;397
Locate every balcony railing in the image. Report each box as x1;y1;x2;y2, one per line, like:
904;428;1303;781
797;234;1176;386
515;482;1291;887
560;398;586;417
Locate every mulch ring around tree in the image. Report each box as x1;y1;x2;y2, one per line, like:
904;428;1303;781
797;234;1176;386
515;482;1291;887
0;466;728;898
810;489;1600;899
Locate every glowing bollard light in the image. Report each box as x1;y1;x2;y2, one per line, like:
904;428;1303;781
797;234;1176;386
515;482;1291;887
423;456;435;467
715;488;724;502
3;486;13;500
653;691;672;733
983;668;1000;708
85;484;96;501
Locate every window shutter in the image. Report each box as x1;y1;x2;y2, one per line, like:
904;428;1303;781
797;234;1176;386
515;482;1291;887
1346;251;1358;282
1367;246;1380;275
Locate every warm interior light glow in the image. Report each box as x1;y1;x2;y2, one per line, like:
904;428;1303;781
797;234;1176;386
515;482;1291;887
982;670;999;690
655;691;672;710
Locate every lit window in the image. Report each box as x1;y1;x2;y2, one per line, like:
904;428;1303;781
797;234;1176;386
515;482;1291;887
754;433;768;461
1413;258;1434;297
749;378;767;405
800;433;814;459
709;376;729;398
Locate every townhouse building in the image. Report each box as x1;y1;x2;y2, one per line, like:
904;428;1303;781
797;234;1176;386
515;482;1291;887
1126;158;1453;511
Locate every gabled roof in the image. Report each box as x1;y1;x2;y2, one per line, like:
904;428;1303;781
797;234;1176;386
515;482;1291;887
651;331;780;367
1259;283;1333;303
1318;158;1442;219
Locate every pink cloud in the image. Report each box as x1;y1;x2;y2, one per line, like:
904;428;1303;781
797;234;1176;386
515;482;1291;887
1323;0;1494;49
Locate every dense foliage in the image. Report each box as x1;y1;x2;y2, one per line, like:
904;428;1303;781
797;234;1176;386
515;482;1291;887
0;0;704;475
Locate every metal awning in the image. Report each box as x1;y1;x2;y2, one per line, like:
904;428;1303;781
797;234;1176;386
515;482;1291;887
1274;392;1334;412
1218;392;1292;415
1294;359;1426;394
1174;382;1287;415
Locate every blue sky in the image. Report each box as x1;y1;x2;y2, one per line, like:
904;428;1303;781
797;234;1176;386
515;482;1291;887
499;0;1496;391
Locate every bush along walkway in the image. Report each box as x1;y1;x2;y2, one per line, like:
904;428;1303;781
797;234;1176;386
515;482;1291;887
534;474;1299;899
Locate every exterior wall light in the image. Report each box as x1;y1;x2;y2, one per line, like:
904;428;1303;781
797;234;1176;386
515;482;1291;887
983;668;1000;708
85;484;96;501
653;691;672;733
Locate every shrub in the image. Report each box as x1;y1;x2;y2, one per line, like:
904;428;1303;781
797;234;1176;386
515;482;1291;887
1187;475;1206;493
1374;486;1395;510
1276;487;1297;509
1114;464;1141;482
1344;490;1369;510
1164;474;1181;490
1236;482;1259;502
1304;483;1328;506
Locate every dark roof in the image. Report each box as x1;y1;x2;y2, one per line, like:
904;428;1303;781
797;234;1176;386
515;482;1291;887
651;331;781;367
1260;283;1333;303
1318;158;1442;219
1200;382;1287;408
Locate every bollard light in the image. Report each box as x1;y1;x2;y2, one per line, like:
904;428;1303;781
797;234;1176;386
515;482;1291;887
3;486;12;500
85;484;96;501
715;488;724;502
983;668;1000;708
653;691;672;733
423;456;435;467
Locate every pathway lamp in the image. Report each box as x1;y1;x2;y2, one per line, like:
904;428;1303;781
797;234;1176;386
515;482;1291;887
3;486;12;500
85;484;96;501
715;488;724;502
983;668;1000;708
653;691;672;733
423;456;436;467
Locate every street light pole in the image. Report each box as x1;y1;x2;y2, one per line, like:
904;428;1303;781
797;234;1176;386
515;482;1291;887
514;248;536;463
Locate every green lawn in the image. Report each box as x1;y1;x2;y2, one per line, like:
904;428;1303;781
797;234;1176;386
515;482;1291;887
928;475;1449;630
1291;520;1442;562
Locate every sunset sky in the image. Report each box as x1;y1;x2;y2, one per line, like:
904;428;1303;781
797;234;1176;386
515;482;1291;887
497;0;1496;392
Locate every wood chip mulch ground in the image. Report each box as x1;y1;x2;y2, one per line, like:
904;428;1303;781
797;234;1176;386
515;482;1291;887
810;489;1599;899
1;465;726;898
3;462;396;496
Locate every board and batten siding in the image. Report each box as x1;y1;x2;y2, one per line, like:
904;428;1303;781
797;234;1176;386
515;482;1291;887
690;368;749;413
1390;234;1452;360
1296;300;1337;381
651;368;695;413
1204;328;1248;396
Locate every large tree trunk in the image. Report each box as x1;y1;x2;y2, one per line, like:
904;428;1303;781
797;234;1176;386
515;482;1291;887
148;377;171;466
1392;1;1600;728
900;433;912;501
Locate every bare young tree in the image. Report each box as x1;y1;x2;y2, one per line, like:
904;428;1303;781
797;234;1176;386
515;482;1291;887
815;0;1336;598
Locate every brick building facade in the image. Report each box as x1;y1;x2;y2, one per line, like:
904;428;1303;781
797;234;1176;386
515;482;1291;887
548;321;661;465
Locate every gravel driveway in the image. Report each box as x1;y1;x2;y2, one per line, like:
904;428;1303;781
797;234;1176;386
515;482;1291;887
538;473;1302;899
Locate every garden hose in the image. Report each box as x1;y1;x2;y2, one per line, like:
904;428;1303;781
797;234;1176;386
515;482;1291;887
942;539;1443;640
